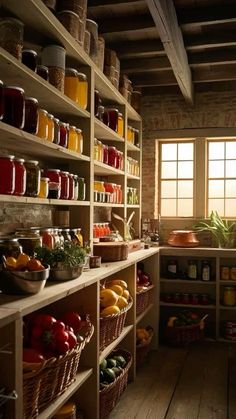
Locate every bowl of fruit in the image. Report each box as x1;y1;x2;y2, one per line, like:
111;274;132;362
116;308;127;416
0;253;50;295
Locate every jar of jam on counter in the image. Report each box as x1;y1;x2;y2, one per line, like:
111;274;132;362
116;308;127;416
24;97;39;135
22;49;37;72
15;228;42;256
0;155;15;195
43;169;61;199
14;158;26;196
25;160;40;197
3;86;25;129
60;171;69;200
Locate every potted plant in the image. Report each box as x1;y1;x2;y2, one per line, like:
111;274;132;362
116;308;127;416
193;210;236;248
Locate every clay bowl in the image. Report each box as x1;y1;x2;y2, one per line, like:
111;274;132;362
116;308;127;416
167;230;199;247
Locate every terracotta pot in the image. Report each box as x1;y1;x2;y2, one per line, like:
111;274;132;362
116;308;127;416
167;230;199;247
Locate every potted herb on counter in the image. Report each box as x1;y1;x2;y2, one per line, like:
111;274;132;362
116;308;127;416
194;210;236;248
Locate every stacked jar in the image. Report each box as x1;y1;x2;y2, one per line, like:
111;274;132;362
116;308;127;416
127;187;139;205
93;223;111;239
127;157;140;176
42;45;66;93
64;68;88;110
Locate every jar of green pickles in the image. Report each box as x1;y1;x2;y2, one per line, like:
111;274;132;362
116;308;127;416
25;160;41;197
78;177;86;200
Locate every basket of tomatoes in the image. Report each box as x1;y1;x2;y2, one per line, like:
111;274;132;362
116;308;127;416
23;312;94;418
165;311;206;346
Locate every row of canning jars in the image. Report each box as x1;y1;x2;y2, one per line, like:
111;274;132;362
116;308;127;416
94;91;124;137
127;157;140;177
93;223;111;239
94;181;122;204
127;187;139;205
94;140;124;170
127;126;140;147
0;82;84;154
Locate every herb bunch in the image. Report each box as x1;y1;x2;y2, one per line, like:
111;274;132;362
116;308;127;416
35;241;87;269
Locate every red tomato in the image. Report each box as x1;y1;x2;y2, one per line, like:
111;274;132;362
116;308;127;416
52;321;65;332
33;314;57;330
31;325;43;340
56;340;70;355
67;331;77;349
54;330;69;344
60;312;81;333
23;348;45;363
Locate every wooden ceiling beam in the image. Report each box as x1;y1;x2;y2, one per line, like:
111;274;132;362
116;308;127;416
121;56;171;73
147;0;194;104
185;31;236;51
178;6;236;28
88;0;143;5
111;39;165;58
95;13;154;34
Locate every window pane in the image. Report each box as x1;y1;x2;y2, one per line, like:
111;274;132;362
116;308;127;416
161;181;176;198
178;161;193;178
161;199;176;216
226;142;236;159
208;180;224;198
226;160;236;178
178;143;193;161
225;180;236;198
208;160;224;178
225;199;236;216
177;199;193;216
178;180;193;198
208;199;224;216
161;143;177;161
161;162;177;179
208;142;224;160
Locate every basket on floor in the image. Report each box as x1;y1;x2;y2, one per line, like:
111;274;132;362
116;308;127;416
23;322;94;418
136;330;154;367
165;323;204;346
100;298;133;351
136;284;154;315
99;349;132;419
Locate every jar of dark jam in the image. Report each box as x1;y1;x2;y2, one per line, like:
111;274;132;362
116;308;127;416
103;145;108;165
25;160;40;197
61;228;71;242
43;169;61;199
14;158;26;196
36;65;49;81
102;109;109;126
24;97;39;134
59;122;68;148
68;173;75;200
0;80;4;120
0;237;22;263
106;108;118;132
94;89;101;117
60;171;69;200
53;118;60;145
0;155;15;195
3;86;25;129
108;146;117;168
15;228;42;256
22;49;37;72
78;177;86;201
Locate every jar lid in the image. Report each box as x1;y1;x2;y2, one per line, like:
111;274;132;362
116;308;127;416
62;228;70;232
23;49;37;56
77;72;87;81
45;169;61;173
118;112;123;117
78;177;84;180
0;154;15;159
0;236;20;243
53;118;60;123
25;160;39;165
41;177;50;181
42;45;66;69
37;65;48;70
0;17;24;27
57;10;80;18
61;171;69;175
59;121;68;127
5;86;25;93
14;158;25;163
86;18;98;27
73;174;78;179
106;108;119;112
65;68;78;76
25;97;39;104
47;113;54;119
225;287;236;290
39;109;48;115
70;125;77;130
40;228;52;232
76;128;82;133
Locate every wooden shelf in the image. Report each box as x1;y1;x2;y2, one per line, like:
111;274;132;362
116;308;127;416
220;281;236;285
160;278;216;284
127;205;140;209
99;325;133;361
127;173;140;180
136;303;154;324
220;305;236;310
218;338;236;343
37;368;93;419
93;202;124;208
0;195;90;206
160;302;216;309
0;308;19;328
94;119;125;142
127;142;141;152
94;161;124;176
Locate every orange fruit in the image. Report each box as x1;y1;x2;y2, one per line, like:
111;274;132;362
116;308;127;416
100;305;120;317
107;284;124;296
100;289;119;308
116;296;128;309
110;280;128;290
16;253;31;269
6;256;17;270
27;258;44;272
123;290;130;300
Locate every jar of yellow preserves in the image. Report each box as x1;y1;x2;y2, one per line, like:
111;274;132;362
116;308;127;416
117;112;124;137
38;177;49;198
77;72;88;110
64;68;78;103
127;126;132;143
76;128;83;154
97;140;103;162
37;109;48;140
47;113;54;142
68;125;78;152
223;287;236;306
94;138;99;160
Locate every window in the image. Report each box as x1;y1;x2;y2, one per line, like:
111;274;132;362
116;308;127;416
159;141;194;217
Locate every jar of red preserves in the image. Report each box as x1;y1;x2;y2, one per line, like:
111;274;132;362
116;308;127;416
104;182;114;203
59;122;68;148
43;169;61;199
116;184;122;204
0;80;4;120
25;160;40;197
107;108;118;132
3;86;25;129
0;155;15;195
14;158;26;196
24;97;39;134
40;228;54;249
103;144;108;165
60;171;69;200
68;173;75;200
108;146;117;168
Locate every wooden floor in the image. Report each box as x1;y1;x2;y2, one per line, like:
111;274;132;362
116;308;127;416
110;342;236;419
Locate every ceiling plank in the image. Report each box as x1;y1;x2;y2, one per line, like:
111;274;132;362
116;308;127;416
185;31;236;51
147;0;194;103
121;56;171;73
178;5;236;28
95;13;154;34
88;0;143;5
112;39;165;58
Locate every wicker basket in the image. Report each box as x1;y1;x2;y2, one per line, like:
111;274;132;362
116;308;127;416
93;242;128;262
100;298;133;351
165;323;204;346
23;323;94;418
99;349;132;419
136;330;154;368
136;284;154;315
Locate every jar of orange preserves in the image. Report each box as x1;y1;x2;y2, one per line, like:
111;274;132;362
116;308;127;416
68;125;78;152
223;287;236;306
64;68;78;102
76;128;83;154
37;109;48;140
117;112;124;137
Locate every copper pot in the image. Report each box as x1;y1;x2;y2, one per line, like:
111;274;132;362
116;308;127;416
168;230;199;247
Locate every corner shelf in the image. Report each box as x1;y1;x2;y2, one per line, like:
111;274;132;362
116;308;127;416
94;119;125;142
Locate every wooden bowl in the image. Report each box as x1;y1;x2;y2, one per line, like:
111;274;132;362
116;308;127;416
167;230;199;247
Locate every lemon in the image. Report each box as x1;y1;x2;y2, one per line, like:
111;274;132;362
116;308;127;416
100;289;119;308
6;256;17;270
123;290;130;300
100;305;120;317
107;284;124;296
110;279;128;290
116;296;128;309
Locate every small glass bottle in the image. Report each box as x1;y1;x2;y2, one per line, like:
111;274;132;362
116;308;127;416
188;260;198;280
201;260;211;282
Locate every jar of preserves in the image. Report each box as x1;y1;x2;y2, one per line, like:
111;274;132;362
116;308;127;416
104;182;114;203
0;155;15;195
201;260;211;281
53;118;60;145
59;122;68;148
117;112;124;137
37;109;48;140
201;293;210;305
24;97;39;135
47;113;55;142
77;72;88;110
14;158;26;196
182;293;190;304
78;177;86;201
134;128;140;147
94;138;99;160
86;19;98;63
116;184;123;204
60;171;69;200
40;228;54;249
43;169;61;199
52;228;60;246
94;90;101;117
188;260;198;280
70;228;80;244
61;228;71;242
15;228;42;256
36;65;49;81
191;293;200;305
76;128;83;154
127;126;133;143
221;266;230;281
38;177;49;199
73;175;79;200
97;140;103;162
173;292;181;304
64;68;78;102
223;287;236;306
108;146;117;168
68;125;78;152
103;144;108;165
0;237;22;261
0;80;4;121
42;45;66;93
68;173;75;200
167;259;178;279
25;160;40;197
22;49;37;72
0;18;24;60
57;228;64;245
230;267;236;281
3;86;25;129
107;108;119;132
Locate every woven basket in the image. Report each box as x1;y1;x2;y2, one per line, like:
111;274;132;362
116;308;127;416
136;284;154;316
99;349;132;419
165;323;204;346
100;298;133;352
136;330;154;368
23;323;94;418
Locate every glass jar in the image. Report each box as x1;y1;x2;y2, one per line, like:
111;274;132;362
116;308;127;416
57;10;81;40
68;173;75;200
15;228;42;256
77;73;88;110
68;125;78;152
0;237;22;262
47;113;54;142
119;151;124;171
97;140;103;162
117;113;124;137
43;169;61;199
104;183;114;203
25;160;40;197
127;126;133;143
59;122;68;148
14;158;26;196
61;228;71;242
38;177;49;199
53;401;76;419
201;293;210;305
94;138;99;161
108;146;117;167
37;109;48;140
134;128;140;147
0;155;15;195
57;228;64;245
188;260;198;280
78;177;86;201
40;228;54;249
107;108;119;132
0;18;24;60
60;171;69;200
94;180;105;193
42;45;66;93
83;29;91;55
76;128;83;154
76;229;84;246
22;49;37;72
127;187;133;205
52;228;60;246
24;97;39;135
0;80;4;121
191;293;200;305
53;118;60;145
116;184;122;204
201;260;211;281
97;105;104;122
86;19;98;63
36;65;49;81
116;151;121;170
103;144;108;165
73;175;79;200
64;68;78;102
94;90;101;117
70;228;80;244
223;287;236;306
3;86;25;129
182;293;190;305
167;259;178;279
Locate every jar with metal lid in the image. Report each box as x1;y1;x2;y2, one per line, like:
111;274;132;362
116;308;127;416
78;177;86;201
15;228;42;256
47;114;55;142
57;10;81;41
223;287;236;306
14;158;26;196
94;138;99;160
68;173;75;200
221;266;230;281
127;126;133;143
108;146;117;168
68;125;78;152
52;228;60;245
83;29;90;55
0;18;24;60
61;228;71;242
77;72;88;110
0;81;3;121
53;401;76;419
116;184;123;204
231;267;236;281
0;237;22;262
107;108;119;132
59;122;68;148
57;228;64;245
201;260;211;281
182;293;190;304
36;65;49;81
37;109;48;140
191;293;200;305
86;19;98;63
3;86;25;129
38;177;49;199
43;169;61;199
73;175;78;200
40;228;54;249
76;228;83;246
97;140;103;162
0;155;15;195
22;49;37;72
42;45;66;93
60;171;69;200
76;128;83;154
70;228;80;244
117;113;124;137
64;68;79;102
53;118;60;145
24;97;39;135
188;260;198;280
127;187;132;205
25;160;40;197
